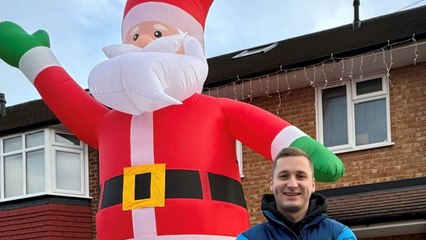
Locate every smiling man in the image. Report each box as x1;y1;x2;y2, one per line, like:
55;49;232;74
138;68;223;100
237;147;357;240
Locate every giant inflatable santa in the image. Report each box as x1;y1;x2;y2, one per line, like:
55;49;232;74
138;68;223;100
0;0;344;239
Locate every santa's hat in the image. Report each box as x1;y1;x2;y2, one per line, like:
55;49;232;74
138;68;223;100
122;0;213;46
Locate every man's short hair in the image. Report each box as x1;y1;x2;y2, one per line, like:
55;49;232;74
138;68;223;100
272;147;314;177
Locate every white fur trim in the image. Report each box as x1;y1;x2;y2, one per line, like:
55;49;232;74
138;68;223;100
271;126;307;159
19;46;60;84
122;2;204;47
131;113;157;237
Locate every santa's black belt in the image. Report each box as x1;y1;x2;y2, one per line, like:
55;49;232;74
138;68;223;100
100;169;247;210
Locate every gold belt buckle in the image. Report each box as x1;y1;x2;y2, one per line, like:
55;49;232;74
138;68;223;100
122;163;166;211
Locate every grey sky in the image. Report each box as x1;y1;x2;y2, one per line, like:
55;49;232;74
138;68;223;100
1;0;425;106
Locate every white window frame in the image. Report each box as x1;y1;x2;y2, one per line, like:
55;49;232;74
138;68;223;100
316;74;394;153
0;126;89;202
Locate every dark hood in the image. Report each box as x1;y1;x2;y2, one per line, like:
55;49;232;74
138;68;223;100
261;192;328;227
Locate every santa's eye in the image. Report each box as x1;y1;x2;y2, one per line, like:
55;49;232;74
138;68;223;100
154;31;162;38
133;33;139;41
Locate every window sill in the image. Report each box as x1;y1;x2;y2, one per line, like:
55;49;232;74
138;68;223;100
331;142;395;154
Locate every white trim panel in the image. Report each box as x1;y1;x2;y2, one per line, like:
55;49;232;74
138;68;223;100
271;126;306;160
19;46;61;84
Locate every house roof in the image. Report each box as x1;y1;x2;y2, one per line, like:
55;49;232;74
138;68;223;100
205;5;426;88
318;177;426;225
0;99;59;136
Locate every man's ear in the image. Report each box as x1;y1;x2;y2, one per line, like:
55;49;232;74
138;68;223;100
269;177;274;192
312;178;316;192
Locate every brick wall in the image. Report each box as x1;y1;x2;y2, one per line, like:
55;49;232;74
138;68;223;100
88;148;100;239
240;62;426;226
0;203;92;239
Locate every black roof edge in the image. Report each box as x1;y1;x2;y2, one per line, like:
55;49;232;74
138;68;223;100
0;119;61;137
340;212;426;226
204;30;426;89
317;176;426;197
0;194;92;211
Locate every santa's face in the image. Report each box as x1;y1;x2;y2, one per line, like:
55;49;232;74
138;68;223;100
124;21;185;55
88;22;208;115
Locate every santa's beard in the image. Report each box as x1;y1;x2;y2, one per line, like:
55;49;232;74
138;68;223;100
88;34;208;115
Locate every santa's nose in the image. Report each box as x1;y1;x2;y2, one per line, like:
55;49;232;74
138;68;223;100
137;34;154;48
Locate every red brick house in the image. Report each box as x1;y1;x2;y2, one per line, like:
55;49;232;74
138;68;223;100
1;5;425;239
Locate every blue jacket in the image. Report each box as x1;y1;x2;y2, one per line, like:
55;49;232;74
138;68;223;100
237;193;357;240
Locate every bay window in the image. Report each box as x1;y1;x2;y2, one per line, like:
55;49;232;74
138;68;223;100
0;126;89;201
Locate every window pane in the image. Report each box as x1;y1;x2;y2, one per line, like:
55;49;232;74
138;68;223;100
4;154;23;198
55;133;80;146
4;136;22;153
355;99;387;146
26;150;45;194
56;151;81;191
356;78;382;95
322;86;348;147
26;131;44;148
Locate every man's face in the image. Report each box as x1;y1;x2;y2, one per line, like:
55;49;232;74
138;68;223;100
124;20;184;54
270;155;315;218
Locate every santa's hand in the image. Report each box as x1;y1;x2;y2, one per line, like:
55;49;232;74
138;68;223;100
290;136;344;182
0;21;50;68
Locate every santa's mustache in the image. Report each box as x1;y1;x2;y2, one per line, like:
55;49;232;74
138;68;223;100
88;35;208;115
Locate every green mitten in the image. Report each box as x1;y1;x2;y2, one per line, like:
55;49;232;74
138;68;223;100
0;21;50;68
291;136;345;182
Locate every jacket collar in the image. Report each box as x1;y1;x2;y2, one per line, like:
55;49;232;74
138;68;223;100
261;192;328;231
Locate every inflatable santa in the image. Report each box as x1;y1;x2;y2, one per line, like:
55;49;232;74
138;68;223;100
0;0;344;239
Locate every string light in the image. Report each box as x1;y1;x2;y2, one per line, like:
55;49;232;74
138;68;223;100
382;41;394;87
312;65;317;87
359;54;364;81
240;75;245;101
304;67;314;86
340;58;345;82
413;33;418;65
372;51;378;63
292;70;298;93
249;78;253;103
285;70;291;99
276;72;282;114
322;62;328;87
330;53;336;73
233;81;237;100
202;36;420;109
266;75;271;98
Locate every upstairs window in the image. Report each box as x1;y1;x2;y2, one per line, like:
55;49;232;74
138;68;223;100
317;75;392;153
0;127;88;202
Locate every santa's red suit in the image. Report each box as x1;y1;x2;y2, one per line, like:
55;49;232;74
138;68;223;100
32;64;300;239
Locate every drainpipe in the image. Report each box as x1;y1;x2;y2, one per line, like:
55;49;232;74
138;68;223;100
0;93;6;118
353;0;361;29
